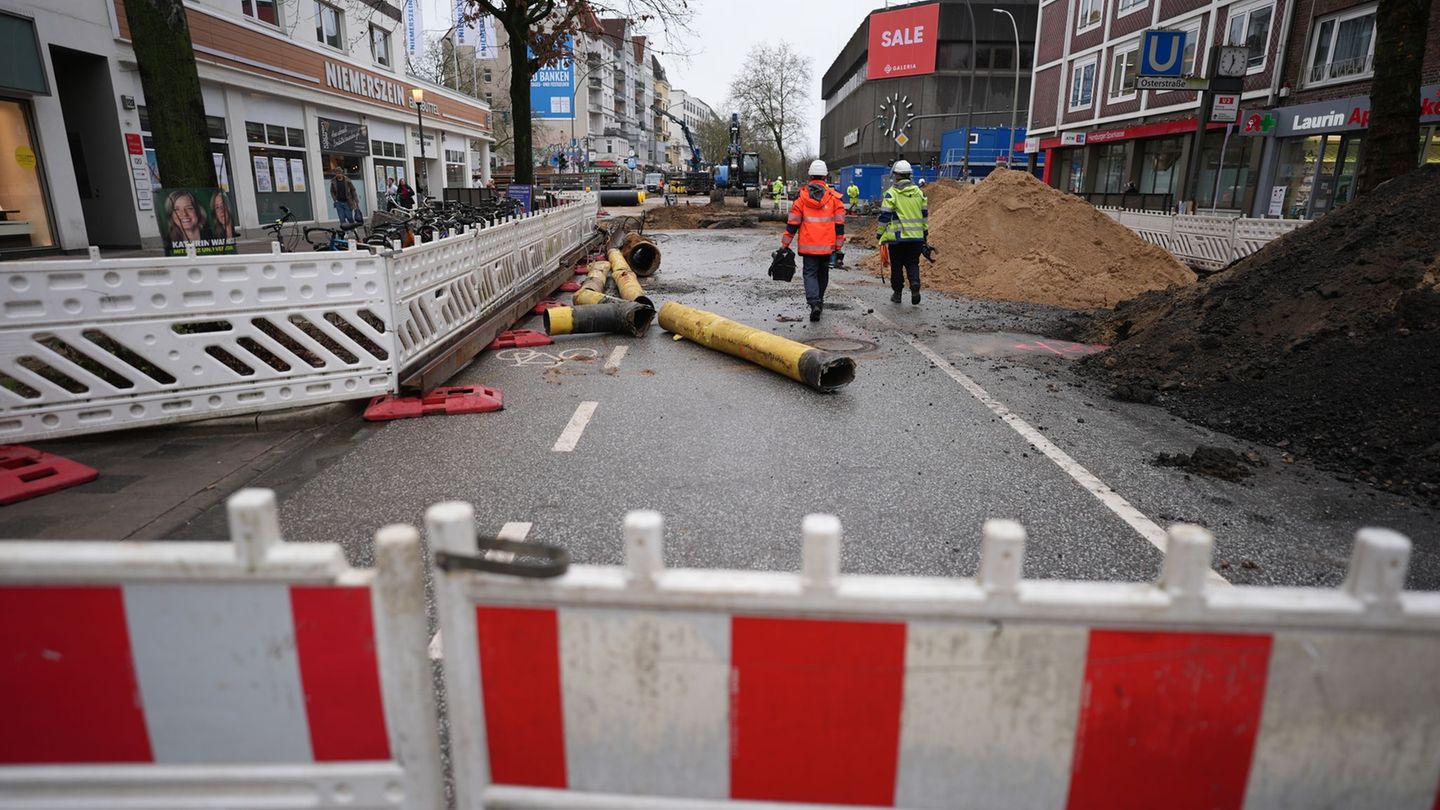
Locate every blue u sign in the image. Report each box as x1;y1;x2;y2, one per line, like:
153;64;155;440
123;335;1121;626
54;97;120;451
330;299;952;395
1140;30;1187;76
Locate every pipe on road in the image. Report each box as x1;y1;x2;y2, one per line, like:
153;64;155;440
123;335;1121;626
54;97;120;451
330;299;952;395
573;260;611;306
607;248;654;309
658;301;857;392
618;232;662;276
599;190;643;206
544;301;656;337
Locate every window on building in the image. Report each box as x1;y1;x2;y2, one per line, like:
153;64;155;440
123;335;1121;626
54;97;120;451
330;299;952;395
1139;136;1185;195
1077;0;1103;30
1069;58;1097;109
484;92;492;105
1226;2;1273;71
1110;44;1139;98
993;47;1014;70
315;1;343;50
1180;22;1202;75
976;47;992;69
1117;0;1147;13
1095;143;1128;192
1305;5;1376;85
483;68;493;83
241;0;279;25
370;25;391;67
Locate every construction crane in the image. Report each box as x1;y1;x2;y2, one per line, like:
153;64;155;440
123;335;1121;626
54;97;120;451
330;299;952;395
651;103;713;195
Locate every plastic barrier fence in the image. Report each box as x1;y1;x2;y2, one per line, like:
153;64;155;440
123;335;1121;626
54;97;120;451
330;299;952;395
427;505;1440;810
1098;207;1307;271
0;490;442;810
0;195;599;442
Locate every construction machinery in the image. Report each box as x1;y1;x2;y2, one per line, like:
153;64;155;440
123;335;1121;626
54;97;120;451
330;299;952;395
651;103;713;195
718;112;762;208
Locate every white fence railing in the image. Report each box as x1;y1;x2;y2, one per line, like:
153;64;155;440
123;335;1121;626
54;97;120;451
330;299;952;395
0;195;599;441
1099;207;1308;271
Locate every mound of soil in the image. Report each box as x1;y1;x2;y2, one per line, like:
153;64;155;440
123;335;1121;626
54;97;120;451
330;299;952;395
1153;446;1266;482
1083;164;1440;505
862;171;1193;308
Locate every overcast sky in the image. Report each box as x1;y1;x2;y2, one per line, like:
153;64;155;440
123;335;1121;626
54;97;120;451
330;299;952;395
418;0;887;149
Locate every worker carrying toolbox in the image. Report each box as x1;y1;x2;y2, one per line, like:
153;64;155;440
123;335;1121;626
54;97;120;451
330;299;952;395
780;160;846;322
877;159;929;306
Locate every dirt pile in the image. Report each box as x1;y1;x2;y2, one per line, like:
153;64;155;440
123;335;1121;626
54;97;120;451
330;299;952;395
862;171;1193;308
644;201;783;230
920;179;969;211
1083;164;1440;505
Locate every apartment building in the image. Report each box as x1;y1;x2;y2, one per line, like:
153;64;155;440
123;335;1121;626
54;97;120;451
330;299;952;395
1025;0;1439;215
665;88;719;168
0;0;493;254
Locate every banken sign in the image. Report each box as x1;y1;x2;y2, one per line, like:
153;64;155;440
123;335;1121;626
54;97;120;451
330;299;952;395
1140;30;1186;77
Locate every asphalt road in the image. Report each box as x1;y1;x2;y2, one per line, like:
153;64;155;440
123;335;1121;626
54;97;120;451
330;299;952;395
167;228;1438;589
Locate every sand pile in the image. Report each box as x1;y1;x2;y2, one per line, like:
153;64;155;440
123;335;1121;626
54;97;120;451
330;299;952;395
920;179;969;211
1082;164;1440;505
862;171;1193;308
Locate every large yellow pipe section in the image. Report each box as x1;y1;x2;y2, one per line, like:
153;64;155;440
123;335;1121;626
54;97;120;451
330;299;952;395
619;232;662;276
658;302;857;392
573;260;610;306
607;248;653;309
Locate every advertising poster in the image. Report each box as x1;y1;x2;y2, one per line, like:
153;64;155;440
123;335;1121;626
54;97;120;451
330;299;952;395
318;118;371;155
253;155;273;192
867;3;940;80
290;158;307;193
476;15;498;59
530;36;575;120
155;188;238;256
506;183;533;213
272;156;291;192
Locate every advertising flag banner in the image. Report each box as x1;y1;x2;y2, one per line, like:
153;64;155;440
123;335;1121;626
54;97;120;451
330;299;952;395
476;15;498;59
403;0;423;59
867;3;940;80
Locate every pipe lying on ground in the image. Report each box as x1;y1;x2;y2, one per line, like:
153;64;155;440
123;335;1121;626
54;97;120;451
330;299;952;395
573;260;611;306
658;301;857;393
619;231;662;276
606;248;654;309
599;190;642;207
544;301;655;337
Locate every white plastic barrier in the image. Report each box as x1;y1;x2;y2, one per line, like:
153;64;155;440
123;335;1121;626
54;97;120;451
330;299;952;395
0;195;599;441
0;489;442;810
427;505;1440;810
1098;207;1307;271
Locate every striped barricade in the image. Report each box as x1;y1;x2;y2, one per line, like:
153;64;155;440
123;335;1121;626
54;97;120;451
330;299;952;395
0;490;442;810
426;504;1440;810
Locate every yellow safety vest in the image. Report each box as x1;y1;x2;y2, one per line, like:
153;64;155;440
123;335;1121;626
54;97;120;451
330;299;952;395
878;182;928;243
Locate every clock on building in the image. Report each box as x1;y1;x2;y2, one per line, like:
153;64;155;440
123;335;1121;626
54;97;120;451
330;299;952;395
1216;46;1249;78
879;93;915;137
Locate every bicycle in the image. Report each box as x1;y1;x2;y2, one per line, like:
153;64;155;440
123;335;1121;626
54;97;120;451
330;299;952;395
261;206;300;252
304;222;367;251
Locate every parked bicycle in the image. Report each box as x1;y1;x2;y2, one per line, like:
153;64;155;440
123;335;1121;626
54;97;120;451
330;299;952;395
261;206;300;252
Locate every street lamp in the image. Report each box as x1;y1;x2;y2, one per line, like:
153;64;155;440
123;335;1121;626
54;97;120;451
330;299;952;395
411;87;427;198
955;0;978;179
993;8;1021;171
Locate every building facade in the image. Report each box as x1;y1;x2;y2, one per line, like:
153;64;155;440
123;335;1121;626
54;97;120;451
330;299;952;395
1024;0;1440;215
665;89;719;169
0;0;493;254
820;0;1041;170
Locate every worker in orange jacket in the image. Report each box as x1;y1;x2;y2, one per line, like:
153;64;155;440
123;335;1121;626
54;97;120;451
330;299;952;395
780;160;846;321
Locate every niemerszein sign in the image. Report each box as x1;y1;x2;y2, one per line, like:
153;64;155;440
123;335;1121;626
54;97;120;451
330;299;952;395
324;62;439;113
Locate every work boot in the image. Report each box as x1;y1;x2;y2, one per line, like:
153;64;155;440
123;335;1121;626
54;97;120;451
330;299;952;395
890;290;902;303
911;289;921;305
809;303;822;322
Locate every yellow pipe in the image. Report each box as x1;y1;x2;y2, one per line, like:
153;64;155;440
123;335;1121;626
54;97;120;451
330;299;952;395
545;306;575;335
574;260;611;306
658;301;857;392
619;232;662;276
544;302;655;337
607;248;653;308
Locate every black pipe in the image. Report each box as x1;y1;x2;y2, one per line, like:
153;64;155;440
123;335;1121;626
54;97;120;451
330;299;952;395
544;301;656;338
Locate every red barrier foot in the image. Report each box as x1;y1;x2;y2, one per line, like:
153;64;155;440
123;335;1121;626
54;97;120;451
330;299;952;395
487;329;553;350
364;386;504;421
574;265;591;275
532;299;563;315
0;445;99;505
559;281;582;292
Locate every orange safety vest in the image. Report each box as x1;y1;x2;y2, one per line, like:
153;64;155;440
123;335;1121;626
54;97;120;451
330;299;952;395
783;181;846;256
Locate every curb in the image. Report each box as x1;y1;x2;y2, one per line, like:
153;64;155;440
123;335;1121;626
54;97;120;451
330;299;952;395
182;401;366;433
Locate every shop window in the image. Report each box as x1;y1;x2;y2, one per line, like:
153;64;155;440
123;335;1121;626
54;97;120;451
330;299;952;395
1305;5;1375;86
315;1;343;50
1077;0;1103;31
1196;131;1258;210
370;24;391;68
1095;142;1128;192
246;121;265;143
287;127;305;147
241;0;279;26
1422;127;1440;166
1179;22;1202;76
1226;1;1272;72
1139;137;1185;195
250;147;312;223
1110;44;1139;98
0;99;55;251
1069;57;1097;110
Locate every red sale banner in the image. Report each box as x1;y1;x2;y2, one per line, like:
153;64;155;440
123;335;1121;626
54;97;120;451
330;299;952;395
867;3;941;80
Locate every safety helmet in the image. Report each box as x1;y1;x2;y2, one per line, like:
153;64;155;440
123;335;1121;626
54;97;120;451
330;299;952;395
808;159;828;177
892;159;912;175
918;178;927;186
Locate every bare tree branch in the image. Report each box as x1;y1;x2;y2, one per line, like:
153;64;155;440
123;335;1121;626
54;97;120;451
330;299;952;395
728;41;812;181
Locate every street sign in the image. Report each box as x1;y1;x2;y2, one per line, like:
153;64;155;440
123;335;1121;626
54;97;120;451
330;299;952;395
894;132;909;147
1023;136;1040;154
1137;76;1209;91
1211;93;1240;123
1140;30;1186;76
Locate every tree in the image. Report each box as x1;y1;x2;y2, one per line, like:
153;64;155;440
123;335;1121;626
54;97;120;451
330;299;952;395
1355;0;1434;193
728;41;812;186
465;0;692;185
122;0;213;187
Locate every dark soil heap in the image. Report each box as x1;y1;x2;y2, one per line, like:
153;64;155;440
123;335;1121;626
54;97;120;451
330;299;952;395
1083;165;1440;505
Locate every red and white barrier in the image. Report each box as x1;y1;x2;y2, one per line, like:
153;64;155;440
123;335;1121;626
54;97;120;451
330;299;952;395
0;490;442;810
427;506;1440;810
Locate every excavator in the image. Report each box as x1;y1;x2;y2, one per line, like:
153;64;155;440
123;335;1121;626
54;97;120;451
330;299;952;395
719;112;762;208
651;103;713;196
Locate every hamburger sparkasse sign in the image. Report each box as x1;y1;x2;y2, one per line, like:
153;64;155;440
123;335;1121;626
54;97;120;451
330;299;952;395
867;4;941;80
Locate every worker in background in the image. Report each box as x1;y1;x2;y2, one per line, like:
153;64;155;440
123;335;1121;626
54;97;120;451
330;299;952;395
877;159;928;305
771;176;785;209
781;160;846;321
846;180;860;209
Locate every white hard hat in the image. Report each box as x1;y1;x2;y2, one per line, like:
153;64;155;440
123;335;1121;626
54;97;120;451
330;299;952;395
918;178;927;185
892;159;912;175
808;159;828;177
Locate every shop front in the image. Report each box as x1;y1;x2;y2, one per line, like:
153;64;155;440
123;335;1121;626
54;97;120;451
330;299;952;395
1037;119;1229;210
0;10;55;253
317;116;370;221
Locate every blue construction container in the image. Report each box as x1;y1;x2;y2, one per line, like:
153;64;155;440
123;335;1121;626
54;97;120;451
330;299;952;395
838;164;888;201
938;126;1044;179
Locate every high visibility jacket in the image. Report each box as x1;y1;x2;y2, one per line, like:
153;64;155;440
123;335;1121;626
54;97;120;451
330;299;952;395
877;180;928;244
846;184;860;204
771;180;785;198
782;181;846;255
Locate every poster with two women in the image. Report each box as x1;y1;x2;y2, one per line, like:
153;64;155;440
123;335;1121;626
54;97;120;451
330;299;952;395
156;188;238;256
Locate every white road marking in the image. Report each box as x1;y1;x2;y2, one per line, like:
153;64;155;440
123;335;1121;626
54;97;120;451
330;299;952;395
604;345;629;371
865;308;1228;585
553;401;599;452
431;521;534;659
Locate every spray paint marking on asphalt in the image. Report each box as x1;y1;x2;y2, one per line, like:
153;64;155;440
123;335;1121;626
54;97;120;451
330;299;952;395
604;345;629;371
865;308;1228;586
553;401;599;452
430;521;533;660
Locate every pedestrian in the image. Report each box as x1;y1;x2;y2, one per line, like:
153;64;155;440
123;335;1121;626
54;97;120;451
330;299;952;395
846;180;860;209
877;159;928;305
346;174;363;224
330;168;356;224
780;159;846;322
770;176;785;209
397;178;415;208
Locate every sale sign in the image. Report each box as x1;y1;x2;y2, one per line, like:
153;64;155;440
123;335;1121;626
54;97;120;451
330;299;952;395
867;3;941;80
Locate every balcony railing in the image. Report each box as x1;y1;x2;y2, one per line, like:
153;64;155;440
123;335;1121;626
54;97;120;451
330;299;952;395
1307;53;1373;84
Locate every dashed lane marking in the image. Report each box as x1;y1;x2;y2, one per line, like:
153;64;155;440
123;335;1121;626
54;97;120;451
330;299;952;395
604;345;629;371
864;307;1228;586
553;401;599;452
429;521;534;660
